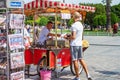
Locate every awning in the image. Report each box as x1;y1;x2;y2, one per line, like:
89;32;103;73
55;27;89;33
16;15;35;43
24;0;95;15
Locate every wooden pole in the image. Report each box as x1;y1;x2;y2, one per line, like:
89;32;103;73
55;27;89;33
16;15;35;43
55;11;58;48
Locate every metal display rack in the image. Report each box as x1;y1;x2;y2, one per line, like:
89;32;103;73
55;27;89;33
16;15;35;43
0;7;8;80
0;0;25;80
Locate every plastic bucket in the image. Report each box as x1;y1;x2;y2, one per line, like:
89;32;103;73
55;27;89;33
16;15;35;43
40;70;51;80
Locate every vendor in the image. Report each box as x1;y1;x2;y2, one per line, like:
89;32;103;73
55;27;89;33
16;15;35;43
38;21;60;47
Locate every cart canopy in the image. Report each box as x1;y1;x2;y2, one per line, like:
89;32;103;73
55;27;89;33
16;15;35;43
24;0;95;16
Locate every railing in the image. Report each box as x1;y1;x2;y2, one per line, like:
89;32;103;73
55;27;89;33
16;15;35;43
51;29;120;36
84;30;120;36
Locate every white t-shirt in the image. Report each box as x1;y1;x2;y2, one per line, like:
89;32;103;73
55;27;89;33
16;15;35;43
24;28;30;37
38;26;49;45
70;21;83;46
24;28;30;47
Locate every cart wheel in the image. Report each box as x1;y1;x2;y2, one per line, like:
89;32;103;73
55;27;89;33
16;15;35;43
37;56;47;76
70;61;83;75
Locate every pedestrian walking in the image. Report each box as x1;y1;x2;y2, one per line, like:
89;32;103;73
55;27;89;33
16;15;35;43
112;22;119;36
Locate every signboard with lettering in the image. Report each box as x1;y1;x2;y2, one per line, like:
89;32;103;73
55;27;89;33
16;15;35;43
0;0;6;8
6;0;24;8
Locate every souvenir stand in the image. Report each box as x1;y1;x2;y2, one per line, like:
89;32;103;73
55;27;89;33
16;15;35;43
0;0;25;80
0;1;7;79
24;0;95;78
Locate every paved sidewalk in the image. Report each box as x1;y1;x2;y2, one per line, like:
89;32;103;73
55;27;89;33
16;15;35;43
84;36;120;46
26;36;120;80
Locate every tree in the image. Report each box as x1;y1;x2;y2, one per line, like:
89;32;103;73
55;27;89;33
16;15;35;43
35;16;48;26
99;15;106;26
93;14;106;30
84;3;106;30
111;12;119;25
93;12;119;29
78;2;120;31
93;15;99;26
111;4;120;19
94;4;106;15
106;0;111;31
25;16;34;25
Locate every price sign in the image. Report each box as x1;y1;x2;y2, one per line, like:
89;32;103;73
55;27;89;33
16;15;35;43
6;0;24;8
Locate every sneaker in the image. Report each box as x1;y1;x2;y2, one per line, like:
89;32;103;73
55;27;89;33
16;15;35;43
88;77;92;80
73;77;80;80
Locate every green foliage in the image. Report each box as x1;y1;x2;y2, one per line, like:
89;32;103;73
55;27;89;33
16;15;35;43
93;14;106;26
68;18;74;27
84;3;106;30
35;17;40;24
25;16;48;26
93;16;99;26
93;12;119;27
94;4;106;15
25;15;33;25
99;15;106;26
111;12;119;25
35;16;48;26
84;3;120;30
25;20;34;25
111;4;120;19
25;15;33;20
48;16;55;22
85;12;95;25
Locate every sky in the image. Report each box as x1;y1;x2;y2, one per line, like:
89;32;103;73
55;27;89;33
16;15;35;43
24;0;120;5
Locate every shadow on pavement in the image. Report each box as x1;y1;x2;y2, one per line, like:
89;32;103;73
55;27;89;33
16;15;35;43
96;70;120;75
51;70;74;80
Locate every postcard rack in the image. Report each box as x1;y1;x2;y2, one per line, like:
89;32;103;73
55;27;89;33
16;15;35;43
0;0;25;80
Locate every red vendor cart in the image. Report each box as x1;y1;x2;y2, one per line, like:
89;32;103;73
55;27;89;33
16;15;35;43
24;0;95;78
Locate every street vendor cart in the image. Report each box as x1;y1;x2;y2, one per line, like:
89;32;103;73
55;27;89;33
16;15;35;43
24;0;95;78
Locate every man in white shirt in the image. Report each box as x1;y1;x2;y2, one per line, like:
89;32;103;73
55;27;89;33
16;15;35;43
38;21;60;46
64;12;92;80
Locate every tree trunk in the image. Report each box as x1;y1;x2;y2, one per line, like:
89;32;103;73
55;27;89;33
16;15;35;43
106;0;111;32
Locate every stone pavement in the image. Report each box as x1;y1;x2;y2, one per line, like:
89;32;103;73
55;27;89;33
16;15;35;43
26;36;120;80
85;36;120;46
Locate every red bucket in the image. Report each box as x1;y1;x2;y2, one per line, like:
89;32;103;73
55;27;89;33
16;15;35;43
40;70;51;80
